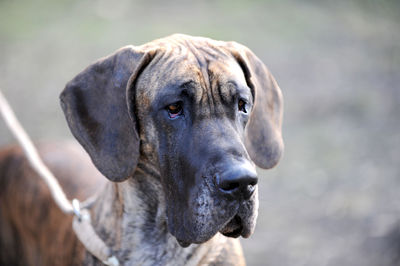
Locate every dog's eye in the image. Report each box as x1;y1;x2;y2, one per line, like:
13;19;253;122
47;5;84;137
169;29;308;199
167;102;183;118
238;99;247;113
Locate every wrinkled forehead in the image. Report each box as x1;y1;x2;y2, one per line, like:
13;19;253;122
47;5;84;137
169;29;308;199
136;43;249;106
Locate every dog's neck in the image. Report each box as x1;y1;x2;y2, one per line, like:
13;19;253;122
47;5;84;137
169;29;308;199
87;162;225;265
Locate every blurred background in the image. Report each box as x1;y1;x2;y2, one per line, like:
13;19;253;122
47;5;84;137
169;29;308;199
1;0;399;265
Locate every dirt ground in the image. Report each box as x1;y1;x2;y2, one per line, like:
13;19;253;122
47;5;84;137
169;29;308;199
1;0;399;265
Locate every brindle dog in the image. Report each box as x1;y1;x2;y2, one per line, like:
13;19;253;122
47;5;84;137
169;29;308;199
0;34;283;265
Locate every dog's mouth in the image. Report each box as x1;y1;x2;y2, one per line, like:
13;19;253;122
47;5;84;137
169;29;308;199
219;215;243;238
172;178;258;248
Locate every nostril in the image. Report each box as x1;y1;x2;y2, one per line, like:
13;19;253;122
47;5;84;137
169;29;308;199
219;181;240;192
248;178;258;187
216;170;258;199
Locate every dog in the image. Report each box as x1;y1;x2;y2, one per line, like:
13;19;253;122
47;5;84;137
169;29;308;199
0;34;283;265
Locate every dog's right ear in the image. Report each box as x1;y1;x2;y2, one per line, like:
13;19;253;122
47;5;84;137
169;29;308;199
226;42;284;169
60;46;156;182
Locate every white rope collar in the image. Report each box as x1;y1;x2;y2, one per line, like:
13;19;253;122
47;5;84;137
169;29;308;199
0;89;120;266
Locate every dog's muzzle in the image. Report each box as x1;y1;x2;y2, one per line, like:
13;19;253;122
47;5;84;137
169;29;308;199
215;161;258;238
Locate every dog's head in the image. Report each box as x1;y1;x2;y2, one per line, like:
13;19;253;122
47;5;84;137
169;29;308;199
60;34;283;247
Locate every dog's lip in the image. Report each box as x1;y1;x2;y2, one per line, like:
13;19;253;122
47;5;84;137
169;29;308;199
220;215;243;238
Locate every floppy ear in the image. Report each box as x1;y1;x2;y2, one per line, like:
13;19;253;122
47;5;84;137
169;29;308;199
228;42;284;169
60;46;155;181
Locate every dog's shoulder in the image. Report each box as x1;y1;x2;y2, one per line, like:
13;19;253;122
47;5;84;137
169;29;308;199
0;141;104;265
0;141;105;200
37;141;107;200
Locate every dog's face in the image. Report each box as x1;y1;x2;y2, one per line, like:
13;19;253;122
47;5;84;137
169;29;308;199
135;51;259;245
60;34;283;247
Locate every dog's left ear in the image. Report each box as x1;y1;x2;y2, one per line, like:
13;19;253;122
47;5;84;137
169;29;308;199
60;46;156;182
227;42;284;169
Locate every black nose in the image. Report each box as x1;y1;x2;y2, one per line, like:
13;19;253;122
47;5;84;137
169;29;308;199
216;164;258;200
